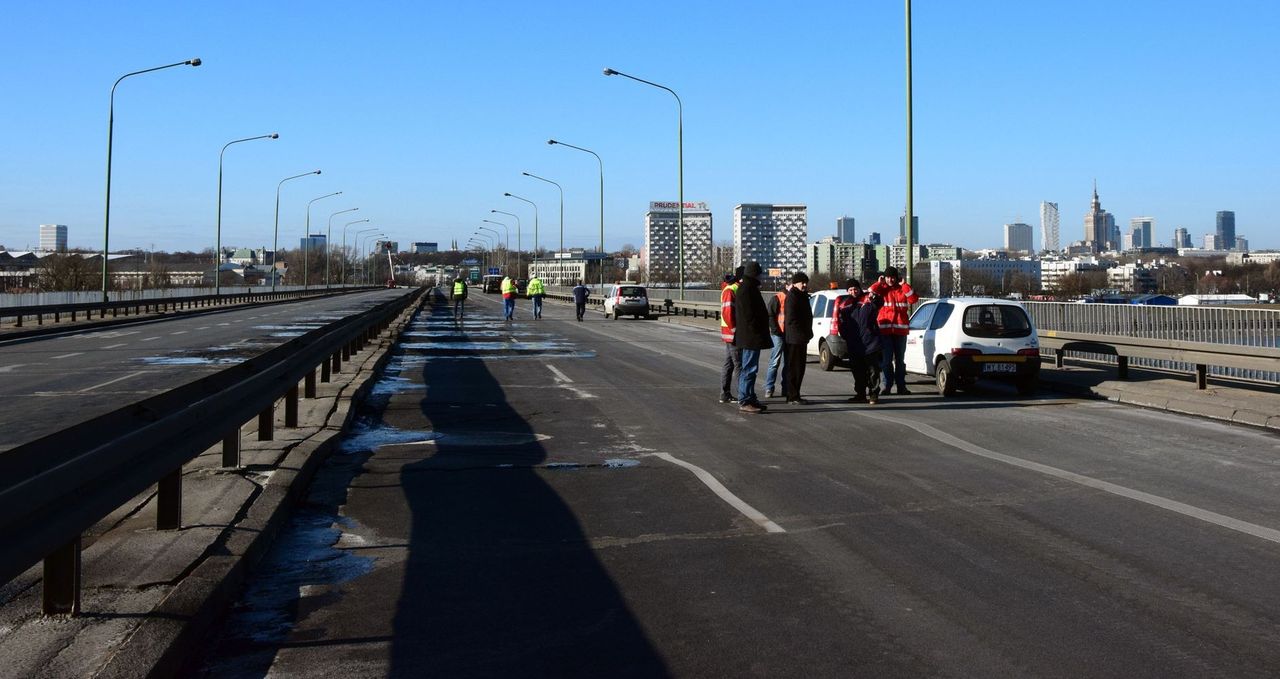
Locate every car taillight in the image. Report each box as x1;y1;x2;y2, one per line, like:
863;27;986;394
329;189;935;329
1017;348;1040;356
952;348;982;356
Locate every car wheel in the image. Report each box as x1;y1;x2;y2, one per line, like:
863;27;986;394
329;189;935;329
936;359;957;397
611;310;618;321
818;341;835;371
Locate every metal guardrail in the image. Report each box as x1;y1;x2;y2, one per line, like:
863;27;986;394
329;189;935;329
0;287;423;614
1024;301;1280;387
0;286;383;330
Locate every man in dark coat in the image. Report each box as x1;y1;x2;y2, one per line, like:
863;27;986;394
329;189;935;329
782;272;814;404
836;279;884;404
733;261;773;414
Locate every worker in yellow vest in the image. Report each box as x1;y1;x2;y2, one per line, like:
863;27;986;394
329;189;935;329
527;275;546;319
451;276;468;319
501;275;517;321
718;266;743;403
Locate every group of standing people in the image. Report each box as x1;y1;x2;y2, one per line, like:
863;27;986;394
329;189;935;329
719;262;917;414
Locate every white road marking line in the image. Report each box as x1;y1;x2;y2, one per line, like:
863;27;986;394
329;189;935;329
197;326;210;330
857;412;1280;547
171;330;188;335
646;452;786;534
52;353;84;359
141;336;161;342
547;364;572;383
79;371;148;393
102;343;127;349
0;364;29;373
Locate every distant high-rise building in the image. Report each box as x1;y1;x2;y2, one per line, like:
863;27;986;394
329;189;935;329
867;232;881;246
1129;217;1154;250
734;204;808;277
300;234;326;251
1204;234;1221;250
836;216;855;243
1235;236;1249;253
1039;202;1060;252
411;242;438;254
1004;223;1033;253
1083;182;1116;253
899;214;919;244
1216;211;1236;250
1174;227;1191;249
643;201;713;283
39;224;67;253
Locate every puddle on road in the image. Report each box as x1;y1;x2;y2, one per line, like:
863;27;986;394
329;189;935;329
370;375;426;396
387;351;596;368
339;418;441;453
400;341;575;352
500;458;640;470
214;511;373;645
435;431;551;446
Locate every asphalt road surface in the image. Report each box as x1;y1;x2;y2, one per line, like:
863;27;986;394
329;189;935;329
200;291;1280;678
0;289;412;452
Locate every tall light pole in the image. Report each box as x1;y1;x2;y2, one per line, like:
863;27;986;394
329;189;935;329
102;57;201;303
273;170;321;291
341;219;370;286
905;0;915;285
504;192;538;263
604;67;685;299
303;192;342;289
361;233;386;284
522;172;563;256
548;139;605;288
481;219;510;270
326;207;359;289
490;209;522;277
352;227;377;285
216;133;277;297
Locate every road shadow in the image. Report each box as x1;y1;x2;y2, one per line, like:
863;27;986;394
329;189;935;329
388;292;669;678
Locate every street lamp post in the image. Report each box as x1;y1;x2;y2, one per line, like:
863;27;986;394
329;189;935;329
548;139;605;289
352;227;377;285
490;210;522;277
273;170;322;292
216;132;277;297
326;208;359;289
481;219;510;271
303;192;342;289
504;192;538;265
905;0;915;285
102;57;201;304
361;233;386;284
603;67;685;299
522;172;563;256
341;219;370;286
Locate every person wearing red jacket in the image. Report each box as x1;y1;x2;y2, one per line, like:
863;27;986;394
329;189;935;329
868;266;918;395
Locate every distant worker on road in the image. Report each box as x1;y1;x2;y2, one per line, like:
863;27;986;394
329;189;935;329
869;266;919;396
719;268;743;404
527;274;546;319
501;275;517;321
572;280;590;321
451;275;468;319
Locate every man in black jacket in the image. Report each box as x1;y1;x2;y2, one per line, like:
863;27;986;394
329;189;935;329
782;272;814;404
733;262;773;414
836;279;883;404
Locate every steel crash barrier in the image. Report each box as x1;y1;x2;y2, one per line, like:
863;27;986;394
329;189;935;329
0;286;383;330
0;287;422;615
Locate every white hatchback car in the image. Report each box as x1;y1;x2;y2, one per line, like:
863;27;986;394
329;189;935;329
903;298;1041;396
603;284;650;320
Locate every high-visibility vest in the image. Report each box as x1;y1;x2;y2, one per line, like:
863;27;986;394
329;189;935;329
453;281;466;297
719;283;739;343
527;278;545;296
501;277;516;296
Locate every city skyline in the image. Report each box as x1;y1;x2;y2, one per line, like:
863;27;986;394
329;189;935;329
0;1;1276;255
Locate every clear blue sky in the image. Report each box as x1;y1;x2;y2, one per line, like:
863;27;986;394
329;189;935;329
1;0;1276;255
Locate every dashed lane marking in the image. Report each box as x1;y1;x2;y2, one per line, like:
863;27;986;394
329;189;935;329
645;452;786;534
52;353;84;359
171;330;188;335
102;343;127;349
547;364;572;383
141;336;161;342
79;371;148;393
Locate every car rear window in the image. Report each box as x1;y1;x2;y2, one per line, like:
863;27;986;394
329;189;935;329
962;305;1032;338
618;286;646;297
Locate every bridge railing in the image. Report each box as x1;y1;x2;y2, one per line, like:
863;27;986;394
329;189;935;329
0;288;423;615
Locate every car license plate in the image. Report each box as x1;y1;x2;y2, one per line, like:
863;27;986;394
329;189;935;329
983;363;1018;374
